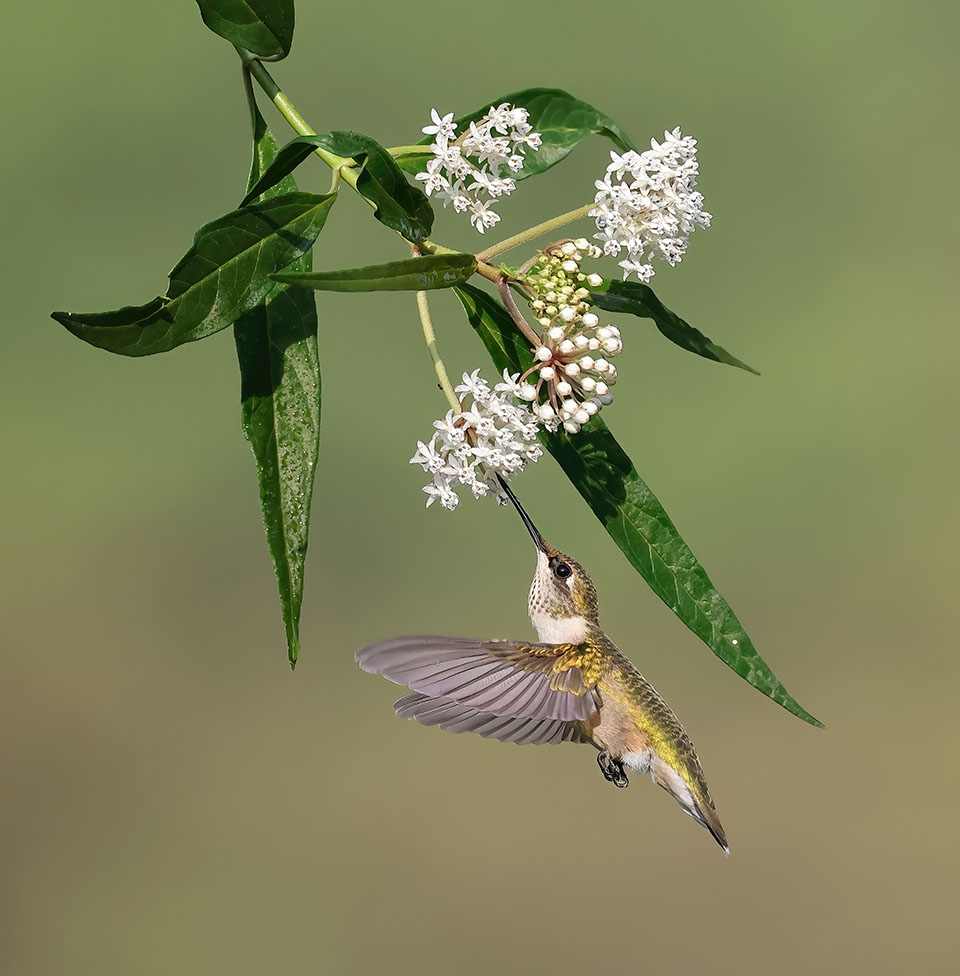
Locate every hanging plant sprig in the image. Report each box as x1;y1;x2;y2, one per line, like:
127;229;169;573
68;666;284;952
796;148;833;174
50;0;820;731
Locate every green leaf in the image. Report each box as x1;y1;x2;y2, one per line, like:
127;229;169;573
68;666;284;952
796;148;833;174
233;90;321;668
396;88;637;181
242;132;433;242
52;192;335;357
195;0;295;59
453;282;821;728
272;253;476;292
591;280;759;375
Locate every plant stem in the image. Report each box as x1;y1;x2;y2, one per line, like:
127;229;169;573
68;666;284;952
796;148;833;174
386;145;430;157
244;56;359;191
497;276;542;348
476;203;594;263
416;291;460;413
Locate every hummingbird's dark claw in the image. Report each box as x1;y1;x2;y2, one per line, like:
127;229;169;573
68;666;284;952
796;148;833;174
597;750;629;789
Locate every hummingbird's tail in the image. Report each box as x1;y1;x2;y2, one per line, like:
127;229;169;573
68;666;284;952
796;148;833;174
649;755;729;855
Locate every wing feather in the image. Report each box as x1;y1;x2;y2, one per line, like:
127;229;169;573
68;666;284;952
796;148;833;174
393;692;586;746
357;637;599;722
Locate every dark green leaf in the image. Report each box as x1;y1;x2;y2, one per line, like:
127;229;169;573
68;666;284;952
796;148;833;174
454;282;821;727
272;253;476;292
195;0;295;59
396;88;637;181
234;89;321;668
591;280;759;374
52;192;335;357
243;132;433;242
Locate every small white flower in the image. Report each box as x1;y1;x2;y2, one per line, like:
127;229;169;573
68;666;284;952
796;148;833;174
422;108;457;142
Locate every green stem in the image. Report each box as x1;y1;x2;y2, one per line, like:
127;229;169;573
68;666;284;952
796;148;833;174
416;291;460;412
244;56;359;191
476;203;594;263
386;145;430;157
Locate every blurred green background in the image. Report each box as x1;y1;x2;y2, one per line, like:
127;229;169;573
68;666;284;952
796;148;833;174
2;1;957;973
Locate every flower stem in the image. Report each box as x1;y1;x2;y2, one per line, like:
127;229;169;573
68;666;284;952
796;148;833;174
386;145;430;157
243;55;359;192
497;276;542;348
476;203;594;263
416;291;460;413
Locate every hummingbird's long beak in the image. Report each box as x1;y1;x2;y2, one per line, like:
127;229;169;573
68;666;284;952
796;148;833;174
496;476;546;552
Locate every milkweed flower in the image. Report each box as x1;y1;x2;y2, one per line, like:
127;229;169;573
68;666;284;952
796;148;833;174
415;104;542;233
516;241;620;434
411;371;547;511
590;127;711;282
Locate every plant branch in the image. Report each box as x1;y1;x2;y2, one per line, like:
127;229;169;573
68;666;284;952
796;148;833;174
416;290;460;412
476;203;594;263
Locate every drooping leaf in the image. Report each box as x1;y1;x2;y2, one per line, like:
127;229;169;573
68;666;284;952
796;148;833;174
273;253;476;292
195;0;295;59
453;282;821;727
242;131;433;242
52;192;335;357
591;280;759;374
396;88;637;181
233;89;322;668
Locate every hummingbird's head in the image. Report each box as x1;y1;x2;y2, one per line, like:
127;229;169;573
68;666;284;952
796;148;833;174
497;477;600;643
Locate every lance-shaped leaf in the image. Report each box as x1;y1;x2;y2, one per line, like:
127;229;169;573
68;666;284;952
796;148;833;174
52;192;335;357
273;253;476;292
195;0;295;60
591;280;759;374
453;282;821;727
396;88;637;181
233;91;322;668
242;131;433;243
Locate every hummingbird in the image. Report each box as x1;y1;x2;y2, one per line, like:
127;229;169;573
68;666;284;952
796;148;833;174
356;478;728;853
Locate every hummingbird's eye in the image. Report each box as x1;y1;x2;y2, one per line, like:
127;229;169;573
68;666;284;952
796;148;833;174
553;562;572;580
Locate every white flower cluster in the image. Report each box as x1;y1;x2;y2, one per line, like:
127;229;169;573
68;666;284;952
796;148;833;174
516;241;620;434
411;371;544;511
415;105;542;233
590;127;711;282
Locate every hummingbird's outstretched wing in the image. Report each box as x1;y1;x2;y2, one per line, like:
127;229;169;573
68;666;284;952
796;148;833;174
356;636;601;722
394;692;588;745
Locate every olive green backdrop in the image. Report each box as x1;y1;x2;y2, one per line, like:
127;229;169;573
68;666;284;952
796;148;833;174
3;1;957;973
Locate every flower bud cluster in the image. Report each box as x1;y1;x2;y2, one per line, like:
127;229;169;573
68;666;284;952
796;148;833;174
517;241;621;434
415;105;542;233
590;127;711;282
410;370;544;511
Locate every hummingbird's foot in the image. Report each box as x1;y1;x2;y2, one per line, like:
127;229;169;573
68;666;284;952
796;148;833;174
597;750;629;789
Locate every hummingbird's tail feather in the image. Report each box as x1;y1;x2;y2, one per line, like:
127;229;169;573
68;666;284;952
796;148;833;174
394;692;586;746
649;755;729;855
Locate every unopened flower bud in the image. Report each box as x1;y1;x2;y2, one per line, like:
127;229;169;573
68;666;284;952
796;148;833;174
563;420;580;434
598;392;614;405
575;409;590;425
586;273;603;287
561;242;577;256
519;383;538;401
559;306;577;323
583;400;599;415
597;326;612;340
594;358;609;373
539;365;556;380
580;376;596;392
537;404;556;420
579;356;595;371
557;380;572;396
563;362;580;376
548;326;565;341
561;260;578;273
562;399;578;415
535;346;552;361
574;238;589;249
582;312;599;328
574;334;589;348
559;339;576;355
